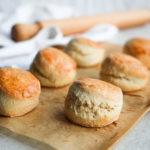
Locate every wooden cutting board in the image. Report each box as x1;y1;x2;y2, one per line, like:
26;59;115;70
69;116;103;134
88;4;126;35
0;43;150;150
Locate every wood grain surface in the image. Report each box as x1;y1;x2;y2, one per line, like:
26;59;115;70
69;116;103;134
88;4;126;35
0;43;150;150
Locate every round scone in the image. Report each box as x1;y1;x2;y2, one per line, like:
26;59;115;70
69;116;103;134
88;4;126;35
64;38;105;67
65;78;123;127
100;53;149;91
0;68;41;117
30;47;77;87
124;38;150;69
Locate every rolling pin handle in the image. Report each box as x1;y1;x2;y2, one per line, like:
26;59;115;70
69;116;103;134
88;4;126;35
11;23;41;42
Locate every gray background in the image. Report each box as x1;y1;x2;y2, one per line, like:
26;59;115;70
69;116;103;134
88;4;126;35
0;0;150;15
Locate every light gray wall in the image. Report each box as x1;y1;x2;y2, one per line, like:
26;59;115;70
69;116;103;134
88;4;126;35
0;0;149;16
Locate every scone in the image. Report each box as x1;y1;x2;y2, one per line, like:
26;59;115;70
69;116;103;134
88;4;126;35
124;38;150;69
30;47;76;87
64;38;105;67
100;53;149;91
65;78;123;127
0;68;41;117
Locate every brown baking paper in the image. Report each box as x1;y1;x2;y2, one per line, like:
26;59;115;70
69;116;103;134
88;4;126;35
0;43;150;150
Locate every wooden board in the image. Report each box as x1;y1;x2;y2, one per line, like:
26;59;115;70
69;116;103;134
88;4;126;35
0;43;150;150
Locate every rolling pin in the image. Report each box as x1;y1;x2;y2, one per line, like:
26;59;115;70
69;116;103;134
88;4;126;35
11;9;150;42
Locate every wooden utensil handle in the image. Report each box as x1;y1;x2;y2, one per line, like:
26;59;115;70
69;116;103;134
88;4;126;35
11;9;150;42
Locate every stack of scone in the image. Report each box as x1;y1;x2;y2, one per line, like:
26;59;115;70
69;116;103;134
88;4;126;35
0;36;149;129
64;37;150;128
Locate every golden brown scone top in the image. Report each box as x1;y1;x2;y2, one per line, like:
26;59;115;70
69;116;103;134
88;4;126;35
0;68;41;100
75;78;122;102
125;38;150;56
39;47;76;72
74;38;102;49
107;53;149;78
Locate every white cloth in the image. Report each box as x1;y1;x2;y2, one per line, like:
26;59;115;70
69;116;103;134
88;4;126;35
0;3;118;69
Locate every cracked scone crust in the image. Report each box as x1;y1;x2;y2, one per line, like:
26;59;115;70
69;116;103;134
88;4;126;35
0;68;41;117
124;38;150;69
65;78;123;127
64;38;105;67
30;47;77;87
100;53;149;91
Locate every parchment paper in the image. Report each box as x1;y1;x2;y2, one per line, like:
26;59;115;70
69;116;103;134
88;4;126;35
0;43;150;150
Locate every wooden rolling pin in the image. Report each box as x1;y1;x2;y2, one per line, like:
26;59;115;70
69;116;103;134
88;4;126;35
11;9;150;42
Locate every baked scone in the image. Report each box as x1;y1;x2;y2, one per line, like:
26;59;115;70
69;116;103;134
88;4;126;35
65;78;123;127
100;53;149;91
30;47;76;87
0;68;41;117
124;38;150;69
64;38;105;67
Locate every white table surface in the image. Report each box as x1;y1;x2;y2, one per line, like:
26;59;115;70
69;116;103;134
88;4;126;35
0;24;150;150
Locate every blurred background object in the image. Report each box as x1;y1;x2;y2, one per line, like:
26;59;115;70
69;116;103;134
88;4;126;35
1;0;150;45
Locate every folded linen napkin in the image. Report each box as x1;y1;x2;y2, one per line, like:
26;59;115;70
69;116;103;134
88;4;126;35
0;3;118;69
